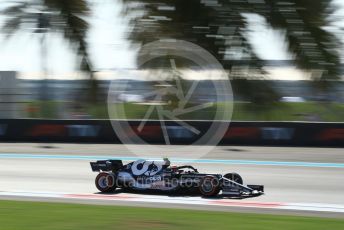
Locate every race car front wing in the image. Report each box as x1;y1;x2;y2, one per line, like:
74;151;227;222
221;177;264;197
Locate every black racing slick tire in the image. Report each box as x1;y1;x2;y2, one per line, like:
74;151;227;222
223;173;243;185
95;172;116;193
199;175;220;197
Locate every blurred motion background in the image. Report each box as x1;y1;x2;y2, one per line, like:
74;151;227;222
0;0;344;122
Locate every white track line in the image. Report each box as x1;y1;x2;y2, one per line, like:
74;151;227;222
1;190;344;213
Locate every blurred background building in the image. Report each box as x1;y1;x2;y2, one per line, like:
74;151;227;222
0;71;21;118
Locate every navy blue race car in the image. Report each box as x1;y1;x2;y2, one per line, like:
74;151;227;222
90;158;264;197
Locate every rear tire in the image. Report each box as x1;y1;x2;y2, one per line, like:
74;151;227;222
223;173;243;185
199;175;220;196
95;172;117;193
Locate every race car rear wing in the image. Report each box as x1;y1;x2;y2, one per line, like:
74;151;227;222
90;160;123;172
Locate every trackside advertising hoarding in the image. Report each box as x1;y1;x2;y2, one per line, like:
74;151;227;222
0;119;343;146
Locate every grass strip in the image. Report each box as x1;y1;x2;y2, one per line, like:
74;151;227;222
0;200;343;230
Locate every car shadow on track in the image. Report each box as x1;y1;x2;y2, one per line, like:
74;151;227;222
94;188;246;200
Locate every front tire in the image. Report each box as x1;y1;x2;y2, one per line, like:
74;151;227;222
95;172;116;193
223;173;243;185
199;175;220;196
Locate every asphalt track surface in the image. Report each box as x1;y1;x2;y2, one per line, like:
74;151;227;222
0;143;343;218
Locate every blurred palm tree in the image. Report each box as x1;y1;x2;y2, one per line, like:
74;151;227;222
1;0;97;106
121;0;342;103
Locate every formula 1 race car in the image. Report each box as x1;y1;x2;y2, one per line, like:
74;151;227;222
90;159;264;197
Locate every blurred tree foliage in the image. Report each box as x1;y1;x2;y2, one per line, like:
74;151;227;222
121;0;342;104
1;0;98;103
